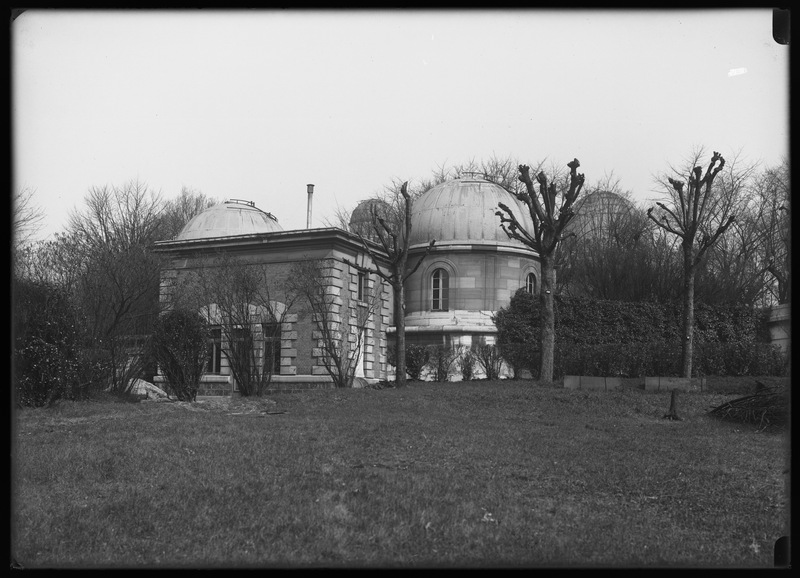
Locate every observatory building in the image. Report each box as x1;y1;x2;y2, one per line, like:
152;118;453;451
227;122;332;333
399;173;540;350
153;174;541;393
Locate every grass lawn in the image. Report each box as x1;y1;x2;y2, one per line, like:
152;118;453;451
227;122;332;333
11;379;790;568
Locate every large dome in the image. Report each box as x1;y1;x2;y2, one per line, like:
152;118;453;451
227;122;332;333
176;199;283;240
408;174;536;249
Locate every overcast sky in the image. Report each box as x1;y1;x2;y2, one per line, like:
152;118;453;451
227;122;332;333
13;8;789;240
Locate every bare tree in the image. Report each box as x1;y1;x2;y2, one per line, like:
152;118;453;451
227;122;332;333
290;259;382;388
13;187;45;248
341;181;435;386
559;189;654;301
647;149;754;377
753;158;790;304
176;253;297;396
321;198;357;231
65;179;166;391
69;179;165;250
694;207;773;306
157;186;218;241
495;159;586;382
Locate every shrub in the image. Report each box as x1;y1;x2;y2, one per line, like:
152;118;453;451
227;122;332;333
405;344;431;381
426;345;460;382
472;344;505;380
458;346;477;381
151;309;209;401
498;343;532;379
13;279;85;407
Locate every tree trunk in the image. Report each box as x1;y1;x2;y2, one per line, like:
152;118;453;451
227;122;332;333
681;246;695;379
393;281;407;387
662;388;682;420
539;255;556;383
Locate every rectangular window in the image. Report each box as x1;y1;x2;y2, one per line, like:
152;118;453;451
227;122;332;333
206;328;222;374
262;321;282;375
357;271;368;302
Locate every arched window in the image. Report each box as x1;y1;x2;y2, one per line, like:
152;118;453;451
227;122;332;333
525;272;537;295
431;268;450;311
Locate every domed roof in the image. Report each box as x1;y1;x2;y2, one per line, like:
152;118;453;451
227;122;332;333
408;174;536;249
568;190;635;237
175;199;283;240
349;198;393;240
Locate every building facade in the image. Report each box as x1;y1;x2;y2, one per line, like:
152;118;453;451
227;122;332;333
154;200;392;394
399;173;541;350
153;174;541;393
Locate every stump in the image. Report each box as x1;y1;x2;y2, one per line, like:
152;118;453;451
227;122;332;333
662;389;683;421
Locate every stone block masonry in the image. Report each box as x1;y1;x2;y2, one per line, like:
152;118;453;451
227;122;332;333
564;376;622;391
644;377;705;392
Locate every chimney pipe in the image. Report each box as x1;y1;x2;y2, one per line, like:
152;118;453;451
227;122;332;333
306;184;314;229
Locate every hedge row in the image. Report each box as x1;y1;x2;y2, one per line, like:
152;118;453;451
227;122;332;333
495;292;773;347
494;290;787;378
549;341;788;378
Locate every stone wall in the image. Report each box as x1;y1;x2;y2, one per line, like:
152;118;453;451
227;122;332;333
155;230;391;394
405;247;540;315
767;303;790;353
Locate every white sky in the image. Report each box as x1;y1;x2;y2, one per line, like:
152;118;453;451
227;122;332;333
12;8;789;240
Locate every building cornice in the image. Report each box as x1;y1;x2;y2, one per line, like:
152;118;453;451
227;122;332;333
409;241;539;259
153;227;391;264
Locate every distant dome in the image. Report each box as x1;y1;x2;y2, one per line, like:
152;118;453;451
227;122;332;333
176;199;283;240
349;198;392;241
568;190;635;238
408;174;536;249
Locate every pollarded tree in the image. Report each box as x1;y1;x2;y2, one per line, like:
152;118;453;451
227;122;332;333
342;181;435;386
495;159;586;383
647;149;753;378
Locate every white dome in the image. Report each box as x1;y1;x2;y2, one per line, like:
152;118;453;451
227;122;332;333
408;175;536;249
176;199;283;240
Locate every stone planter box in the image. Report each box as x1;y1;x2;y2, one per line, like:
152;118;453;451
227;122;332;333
564;375;622;391
644;376;706;392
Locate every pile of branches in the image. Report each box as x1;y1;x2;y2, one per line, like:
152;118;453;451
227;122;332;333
707;381;789;432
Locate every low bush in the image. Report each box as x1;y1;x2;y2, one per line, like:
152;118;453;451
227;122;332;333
458;346;477;381
426;345;460;382
472;343;505;381
404;344;431;381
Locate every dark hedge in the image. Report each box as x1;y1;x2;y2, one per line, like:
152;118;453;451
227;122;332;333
495;289;787;378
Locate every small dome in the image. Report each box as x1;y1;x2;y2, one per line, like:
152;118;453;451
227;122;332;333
175;199;283;240
408;174;536;249
568;190;636;237
349;198;393;240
